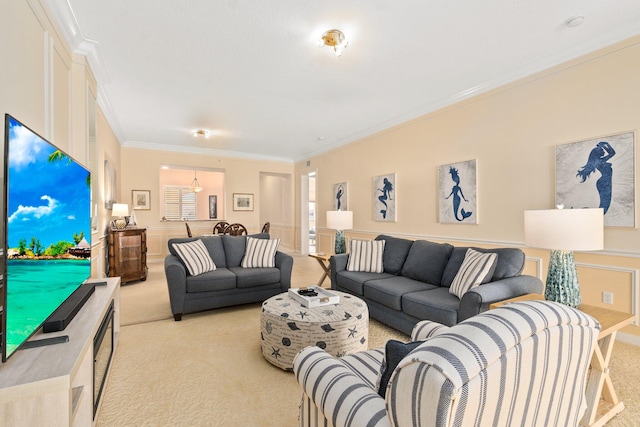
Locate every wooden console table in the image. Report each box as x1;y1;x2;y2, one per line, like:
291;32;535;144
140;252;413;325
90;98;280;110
308;253;331;287
491;294;634;427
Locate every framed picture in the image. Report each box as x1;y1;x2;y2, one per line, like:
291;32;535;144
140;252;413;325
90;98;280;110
556;131;635;227
209;195;218;219
132;190;151;210
438;159;477;224
233;193;254;211
333;182;348;211
373;173;396;221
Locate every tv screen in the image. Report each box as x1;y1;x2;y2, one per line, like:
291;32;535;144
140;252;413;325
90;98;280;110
1;114;91;362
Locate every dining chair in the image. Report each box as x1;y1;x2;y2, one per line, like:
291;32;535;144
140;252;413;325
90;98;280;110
224;223;247;236
212;221;229;234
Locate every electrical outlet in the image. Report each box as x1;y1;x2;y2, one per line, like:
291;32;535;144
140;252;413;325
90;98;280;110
603;291;614;304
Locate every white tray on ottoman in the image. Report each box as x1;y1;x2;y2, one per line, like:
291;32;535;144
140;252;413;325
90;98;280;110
288;286;340;307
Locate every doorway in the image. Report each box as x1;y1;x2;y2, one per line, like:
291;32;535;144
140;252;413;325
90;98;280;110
300;171;316;254
259;172;291;247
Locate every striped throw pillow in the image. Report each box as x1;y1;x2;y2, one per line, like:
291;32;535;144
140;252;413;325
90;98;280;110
449;248;497;298
241;237;280;268
172;239;216;276
346;239;385;273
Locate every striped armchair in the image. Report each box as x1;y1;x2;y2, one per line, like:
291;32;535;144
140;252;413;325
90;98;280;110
293;300;600;427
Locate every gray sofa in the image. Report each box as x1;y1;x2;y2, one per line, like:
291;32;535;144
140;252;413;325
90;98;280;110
165;233;293;320
331;234;543;334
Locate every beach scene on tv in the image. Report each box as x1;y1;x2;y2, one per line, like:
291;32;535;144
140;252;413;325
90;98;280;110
5;117;91;357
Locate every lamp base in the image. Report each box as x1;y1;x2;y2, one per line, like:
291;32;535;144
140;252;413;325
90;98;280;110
334;230;346;254
545;250;581;308
114;219;127;230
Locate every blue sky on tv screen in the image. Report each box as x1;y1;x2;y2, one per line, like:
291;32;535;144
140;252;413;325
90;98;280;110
7;117;91;249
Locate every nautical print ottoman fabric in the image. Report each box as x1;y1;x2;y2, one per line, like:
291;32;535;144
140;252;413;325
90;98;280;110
260;291;369;370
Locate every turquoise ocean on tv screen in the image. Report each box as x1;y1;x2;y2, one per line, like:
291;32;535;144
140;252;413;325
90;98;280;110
6;259;91;355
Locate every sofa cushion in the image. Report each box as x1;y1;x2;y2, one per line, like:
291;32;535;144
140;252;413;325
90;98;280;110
377;339;424;398
364;276;438;311
230;266;281;288
400;240;453;285
241;237;280;268
449;248;498;299
346;239;385;273
335;271;395;296
441;247;525;287
402;287;460;326
186;268;236;293
168;236;227;267
171;239;217;276
200;236;227;267
222;235;249;267
375;235;413;274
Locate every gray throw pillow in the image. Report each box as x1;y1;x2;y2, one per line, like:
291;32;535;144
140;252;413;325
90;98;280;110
400;240;453;285
172;239;216;276
241;237;280;268
449;248;498;298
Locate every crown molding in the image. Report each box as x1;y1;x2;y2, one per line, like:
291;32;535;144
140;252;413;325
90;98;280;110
296;24;640;163
122;140;294;163
40;1;640;163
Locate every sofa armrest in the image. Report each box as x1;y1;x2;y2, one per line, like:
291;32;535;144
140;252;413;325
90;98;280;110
458;275;544;322
293;346;391;427
330;253;349;289
411;320;450;341
275;251;293;291
165;255;188;317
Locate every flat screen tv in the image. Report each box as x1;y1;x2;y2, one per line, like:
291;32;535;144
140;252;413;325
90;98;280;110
1;114;92;362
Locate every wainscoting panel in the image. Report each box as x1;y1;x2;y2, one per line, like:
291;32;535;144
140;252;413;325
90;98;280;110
524;256;543;279
146;228;165;264
578;263;638;326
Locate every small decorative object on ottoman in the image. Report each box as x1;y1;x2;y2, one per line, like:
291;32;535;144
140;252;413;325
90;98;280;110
260;291;368;370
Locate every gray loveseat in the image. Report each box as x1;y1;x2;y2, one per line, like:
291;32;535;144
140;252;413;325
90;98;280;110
331;234;542;334
165;233;293;320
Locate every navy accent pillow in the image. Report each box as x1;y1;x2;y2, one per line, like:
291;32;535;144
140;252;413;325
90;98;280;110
378;340;424;398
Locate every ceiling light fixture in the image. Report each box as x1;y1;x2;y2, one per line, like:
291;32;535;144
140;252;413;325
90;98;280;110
565;16;585;28
193;129;210;138
318;29;348;57
188;170;204;193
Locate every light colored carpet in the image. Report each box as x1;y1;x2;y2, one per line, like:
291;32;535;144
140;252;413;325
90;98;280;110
97;254;640;426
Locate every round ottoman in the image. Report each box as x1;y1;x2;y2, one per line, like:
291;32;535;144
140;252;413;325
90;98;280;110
260;291;369;370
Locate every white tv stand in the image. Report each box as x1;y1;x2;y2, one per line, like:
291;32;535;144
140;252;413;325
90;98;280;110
0;277;120;426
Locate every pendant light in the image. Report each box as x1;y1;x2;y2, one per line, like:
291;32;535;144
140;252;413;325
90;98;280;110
189;170;203;193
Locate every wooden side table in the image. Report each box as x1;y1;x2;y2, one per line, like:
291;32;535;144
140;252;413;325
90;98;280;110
491;294;634;427
107;227;148;283
308;253;332;287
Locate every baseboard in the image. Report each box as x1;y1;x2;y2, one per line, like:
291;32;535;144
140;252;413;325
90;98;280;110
617;332;640;346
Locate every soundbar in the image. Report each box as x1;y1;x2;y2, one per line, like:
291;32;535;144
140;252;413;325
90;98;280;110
43;282;96;333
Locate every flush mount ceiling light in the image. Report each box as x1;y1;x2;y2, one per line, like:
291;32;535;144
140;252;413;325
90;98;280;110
318;29;348;57
565;16;585;28
193;129;210;138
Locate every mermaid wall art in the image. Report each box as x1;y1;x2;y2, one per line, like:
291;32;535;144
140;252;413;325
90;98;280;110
333;182;348;211
373;173;396;221
438;159;477;224
556;132;635;227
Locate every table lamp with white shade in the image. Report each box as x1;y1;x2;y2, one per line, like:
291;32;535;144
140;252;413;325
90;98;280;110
326;210;353;254
524;207;604;307
112;203;130;229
